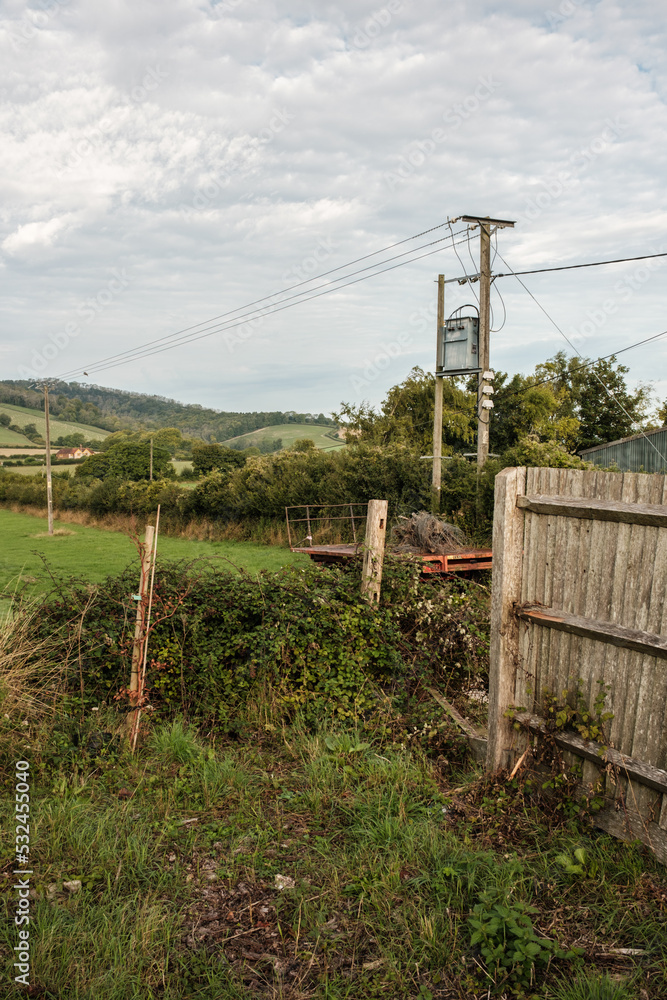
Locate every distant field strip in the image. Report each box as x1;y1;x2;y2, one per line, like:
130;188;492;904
223;423;345;451
0;401;109;445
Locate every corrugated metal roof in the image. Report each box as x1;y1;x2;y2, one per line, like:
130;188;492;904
579;425;667;472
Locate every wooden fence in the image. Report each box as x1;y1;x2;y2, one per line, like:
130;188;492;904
489;466;667;863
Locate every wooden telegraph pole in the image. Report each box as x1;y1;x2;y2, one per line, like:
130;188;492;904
43;384;54;536
460;215;515;467
431;274;445;513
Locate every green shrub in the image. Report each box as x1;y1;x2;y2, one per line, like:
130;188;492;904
467;891;583;989
17;558;488;723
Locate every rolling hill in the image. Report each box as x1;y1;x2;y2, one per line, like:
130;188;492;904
0;402;109;447
0;380;334;442
223;423;345;452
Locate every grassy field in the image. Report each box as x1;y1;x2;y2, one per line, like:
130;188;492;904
0;425;34;446
0;693;664;998
172;459;194;475
0;464;80;476
0;402;109;446
0;509;309;599
223;423;346;452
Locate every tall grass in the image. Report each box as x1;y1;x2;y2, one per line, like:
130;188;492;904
0;607;67;721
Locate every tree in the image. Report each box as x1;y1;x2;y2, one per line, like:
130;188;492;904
534;352;651;450
292;438;315;452
491;371;579;454
191;443;246;476
150;427;185;456
335;367;476;455
76;452;111;479
0;413;10;427
77;442;173;480
55;432;86;448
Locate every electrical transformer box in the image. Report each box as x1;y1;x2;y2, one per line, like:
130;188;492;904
437;315;481;376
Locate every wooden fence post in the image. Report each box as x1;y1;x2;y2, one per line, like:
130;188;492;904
487;467;526;771
129;525;155;699
361;499;388;605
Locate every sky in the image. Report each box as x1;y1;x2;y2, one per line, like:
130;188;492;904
1;0;667;417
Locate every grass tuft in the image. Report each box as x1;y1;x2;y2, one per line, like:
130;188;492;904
547;970;637;1000
147;717;205;764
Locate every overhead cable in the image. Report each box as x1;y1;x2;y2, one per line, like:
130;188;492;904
54;228;472;380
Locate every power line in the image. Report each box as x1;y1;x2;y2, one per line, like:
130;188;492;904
499;328;667;401
55;229;473;381
53;225;471;382
493;250;667;280
60;234;471;380
403;328;667;441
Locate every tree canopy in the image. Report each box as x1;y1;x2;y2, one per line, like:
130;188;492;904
337;355;654;461
77;441;173;481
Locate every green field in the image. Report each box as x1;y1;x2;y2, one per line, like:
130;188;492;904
0;509;309;600
223;423;345;452
0;425;35;446
0;463;81;475
172;459;194;474
0;401;109;446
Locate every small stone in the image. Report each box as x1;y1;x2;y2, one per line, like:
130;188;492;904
274;874;295;891
63;880;82;893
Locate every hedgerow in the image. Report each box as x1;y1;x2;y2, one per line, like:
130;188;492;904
0;444;500;542
17;558;489;723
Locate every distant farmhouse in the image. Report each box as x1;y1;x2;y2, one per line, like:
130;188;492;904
55;447;95;460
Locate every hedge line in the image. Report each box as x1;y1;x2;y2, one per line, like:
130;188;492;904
0;444;500;542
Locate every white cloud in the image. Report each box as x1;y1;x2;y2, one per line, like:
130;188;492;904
0;0;666;412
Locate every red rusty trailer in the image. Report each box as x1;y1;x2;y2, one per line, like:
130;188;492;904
286;505;492;576
291;542;491;575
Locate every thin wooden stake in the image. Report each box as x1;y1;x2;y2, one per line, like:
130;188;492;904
131;506;160;752
43;385;54;536
129;525;155;698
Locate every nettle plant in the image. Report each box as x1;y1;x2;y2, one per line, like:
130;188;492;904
467;891;583;990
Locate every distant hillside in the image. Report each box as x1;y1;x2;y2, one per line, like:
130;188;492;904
0;401;109;448
224;423;345;452
0;380;334;443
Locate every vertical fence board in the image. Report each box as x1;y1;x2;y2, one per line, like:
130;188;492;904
487;467;526;770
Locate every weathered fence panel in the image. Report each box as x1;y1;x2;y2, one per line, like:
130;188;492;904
488;467;667;863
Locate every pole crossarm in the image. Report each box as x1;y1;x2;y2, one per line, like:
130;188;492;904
459;214;516;229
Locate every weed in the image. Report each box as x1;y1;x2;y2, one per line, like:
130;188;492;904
467;891;583;990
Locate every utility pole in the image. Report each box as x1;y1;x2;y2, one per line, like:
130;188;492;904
431;274;445;513
460;215;515;467
149;437;153;481
43;384;54;536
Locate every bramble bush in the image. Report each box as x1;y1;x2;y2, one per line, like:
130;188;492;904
16;557;490;722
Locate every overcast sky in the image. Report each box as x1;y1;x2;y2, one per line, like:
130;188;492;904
1;0;666;417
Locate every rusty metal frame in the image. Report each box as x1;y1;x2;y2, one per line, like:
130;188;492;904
285;503;369;549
